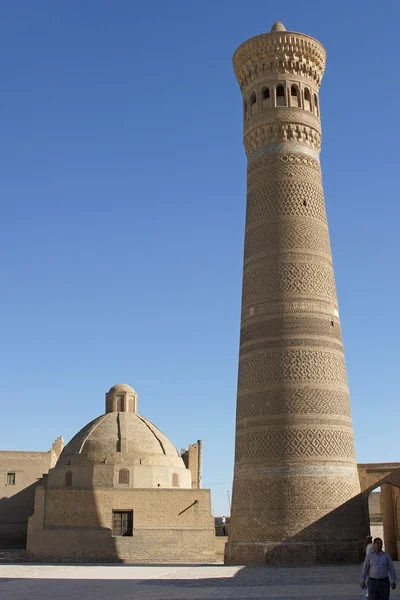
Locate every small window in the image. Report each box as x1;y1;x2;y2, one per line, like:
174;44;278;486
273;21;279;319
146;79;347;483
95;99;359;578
7;473;15;485
250;92;256;106
291;85;297;96
116;396;123;411
65;471;72;486
118;468;129;485
314;94;319;116
303;200;307;207
172;473;179;487
112;510;133;537
262;87;270;100
304;88;311;111
276;85;285;97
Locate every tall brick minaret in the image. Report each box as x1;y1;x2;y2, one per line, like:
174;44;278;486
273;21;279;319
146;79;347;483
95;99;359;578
225;21;363;565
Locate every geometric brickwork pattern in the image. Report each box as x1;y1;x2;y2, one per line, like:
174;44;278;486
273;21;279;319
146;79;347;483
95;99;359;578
248;161;323;187
238;350;348;388
247;152;321;176
236;388;352;420
232;477;360;511
226;24;362;565
242;262;336;304
244;218;332;260
246;180;327;226
235;429;356;462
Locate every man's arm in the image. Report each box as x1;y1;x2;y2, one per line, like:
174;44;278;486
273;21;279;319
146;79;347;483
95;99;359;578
387;554;396;585
360;555;370;586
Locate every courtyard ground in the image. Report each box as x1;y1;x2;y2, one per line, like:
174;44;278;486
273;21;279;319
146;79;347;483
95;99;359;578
0;562;399;599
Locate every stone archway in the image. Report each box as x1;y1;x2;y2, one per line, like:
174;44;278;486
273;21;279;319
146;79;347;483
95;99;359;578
358;463;400;560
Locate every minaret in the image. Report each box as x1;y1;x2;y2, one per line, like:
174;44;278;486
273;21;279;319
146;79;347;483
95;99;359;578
226;22;362;565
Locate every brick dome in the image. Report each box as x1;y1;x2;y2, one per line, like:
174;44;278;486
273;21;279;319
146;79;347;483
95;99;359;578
57;411;183;468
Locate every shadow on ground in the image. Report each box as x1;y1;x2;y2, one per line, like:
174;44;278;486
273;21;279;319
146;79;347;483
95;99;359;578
0;563;376;600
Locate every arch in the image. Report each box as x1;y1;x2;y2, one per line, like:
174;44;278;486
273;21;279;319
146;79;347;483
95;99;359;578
65;471;72;486
276;85;285;97
290;85;300;108
262;87;270;100
276;85;286;107
172;473;179;487
314;93;319;116
250;91;257;116
304;88;311;111
261;86;271;109
118;468;130;485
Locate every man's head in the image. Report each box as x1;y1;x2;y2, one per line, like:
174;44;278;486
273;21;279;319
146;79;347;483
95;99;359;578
373;538;383;552
365;535;372;542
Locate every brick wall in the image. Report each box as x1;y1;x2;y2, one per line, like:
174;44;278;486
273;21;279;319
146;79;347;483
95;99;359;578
0;451;52;548
28;486;216;562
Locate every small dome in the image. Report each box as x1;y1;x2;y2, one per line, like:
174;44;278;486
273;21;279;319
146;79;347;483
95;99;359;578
270;21;286;32
108;383;135;394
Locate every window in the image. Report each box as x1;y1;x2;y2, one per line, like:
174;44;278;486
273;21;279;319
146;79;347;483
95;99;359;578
7;473;15;485
304;88;311;110
116;396;123;411
314;94;319;116
276;85;286;106
290;85;300;107
250;92;256;105
262;87;270;100
65;471;72;486
112;510;133;537
172;473;179;487
118;468;129;485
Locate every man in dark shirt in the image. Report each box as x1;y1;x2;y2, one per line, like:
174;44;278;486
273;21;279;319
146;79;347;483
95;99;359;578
361;537;396;600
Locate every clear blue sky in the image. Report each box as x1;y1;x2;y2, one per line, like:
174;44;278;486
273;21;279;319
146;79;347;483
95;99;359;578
1;1;399;516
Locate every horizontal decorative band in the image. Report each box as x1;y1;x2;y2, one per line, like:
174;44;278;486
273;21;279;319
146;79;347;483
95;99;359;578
249;142;320;162
234;465;358;479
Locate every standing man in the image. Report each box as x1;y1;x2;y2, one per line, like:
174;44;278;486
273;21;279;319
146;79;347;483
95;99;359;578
360;538;396;600
221;515;226;536
364;535;374;557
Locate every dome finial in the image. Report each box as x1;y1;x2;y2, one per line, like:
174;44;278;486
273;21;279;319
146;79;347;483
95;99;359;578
270;20;286;32
106;384;138;413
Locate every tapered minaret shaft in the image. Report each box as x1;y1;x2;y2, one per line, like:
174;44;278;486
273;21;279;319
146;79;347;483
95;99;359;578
225;21;362;565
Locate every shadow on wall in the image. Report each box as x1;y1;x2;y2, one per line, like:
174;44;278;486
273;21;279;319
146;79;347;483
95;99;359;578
27;473;120;562
0;483;37;549
262;492;370;565
263;466;400;565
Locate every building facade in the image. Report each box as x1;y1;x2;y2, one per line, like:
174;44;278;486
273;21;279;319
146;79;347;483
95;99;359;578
226;22;364;565
27;384;216;563
0;437;63;548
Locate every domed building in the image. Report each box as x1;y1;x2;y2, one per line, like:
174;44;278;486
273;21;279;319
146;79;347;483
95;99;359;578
27;385;216;563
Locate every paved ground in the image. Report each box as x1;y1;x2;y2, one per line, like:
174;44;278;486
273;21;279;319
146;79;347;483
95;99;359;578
0;562;399;599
